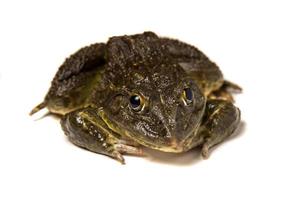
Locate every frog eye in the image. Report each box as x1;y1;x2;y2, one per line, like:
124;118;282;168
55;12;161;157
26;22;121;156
182;88;193;105
129;94;144;111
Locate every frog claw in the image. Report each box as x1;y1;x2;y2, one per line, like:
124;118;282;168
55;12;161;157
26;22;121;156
201;143;210;159
111;151;125;164
223;80;242;93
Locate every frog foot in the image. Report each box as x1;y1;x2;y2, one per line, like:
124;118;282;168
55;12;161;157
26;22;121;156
115;143;144;156
208;80;242;102
200;143;210;159
113;144;145;164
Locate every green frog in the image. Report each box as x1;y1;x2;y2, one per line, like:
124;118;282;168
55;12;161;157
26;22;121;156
30;32;241;164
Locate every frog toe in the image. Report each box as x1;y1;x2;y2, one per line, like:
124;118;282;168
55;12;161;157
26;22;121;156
111;151;126;164
110;144;145;164
114;143;145;157
29;102;46;115
200;143;210;159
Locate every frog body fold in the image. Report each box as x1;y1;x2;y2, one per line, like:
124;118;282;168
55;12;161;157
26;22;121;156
31;32;241;164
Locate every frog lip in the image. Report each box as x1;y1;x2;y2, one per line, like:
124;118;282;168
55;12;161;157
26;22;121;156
166;138;185;152
151;140;185;153
134;131;196;153
150;123;201;153
100;110;198;152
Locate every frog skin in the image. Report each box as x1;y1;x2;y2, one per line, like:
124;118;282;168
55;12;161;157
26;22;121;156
31;32;241;164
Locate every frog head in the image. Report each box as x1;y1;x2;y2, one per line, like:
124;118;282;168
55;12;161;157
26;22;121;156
97;32;206;152
100;64;205;152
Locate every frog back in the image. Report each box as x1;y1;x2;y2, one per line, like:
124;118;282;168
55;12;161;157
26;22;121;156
160;38;224;96
31;43;107;115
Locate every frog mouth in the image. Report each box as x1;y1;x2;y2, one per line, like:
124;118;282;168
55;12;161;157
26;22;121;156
125;122;201;153
98;109;200;153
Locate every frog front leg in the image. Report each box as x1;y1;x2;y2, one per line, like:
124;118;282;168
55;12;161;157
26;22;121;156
193;99;241;158
61;108;143;164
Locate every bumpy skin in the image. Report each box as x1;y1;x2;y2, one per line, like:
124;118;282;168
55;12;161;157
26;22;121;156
31;32;241;164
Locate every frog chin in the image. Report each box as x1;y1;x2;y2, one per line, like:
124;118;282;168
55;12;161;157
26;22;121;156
98;109;199;153
129;129;199;153
153;140;186;153
134;137;189;153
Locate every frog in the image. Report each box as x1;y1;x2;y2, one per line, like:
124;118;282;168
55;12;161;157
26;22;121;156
30;31;241;164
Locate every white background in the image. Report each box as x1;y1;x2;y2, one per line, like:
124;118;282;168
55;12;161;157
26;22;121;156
0;0;299;199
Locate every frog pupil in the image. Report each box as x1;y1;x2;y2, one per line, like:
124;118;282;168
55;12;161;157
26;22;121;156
184;88;193;103
130;95;141;109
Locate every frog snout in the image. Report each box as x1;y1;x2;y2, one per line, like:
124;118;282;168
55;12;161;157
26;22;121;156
149;102;195;152
155;120;189;152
